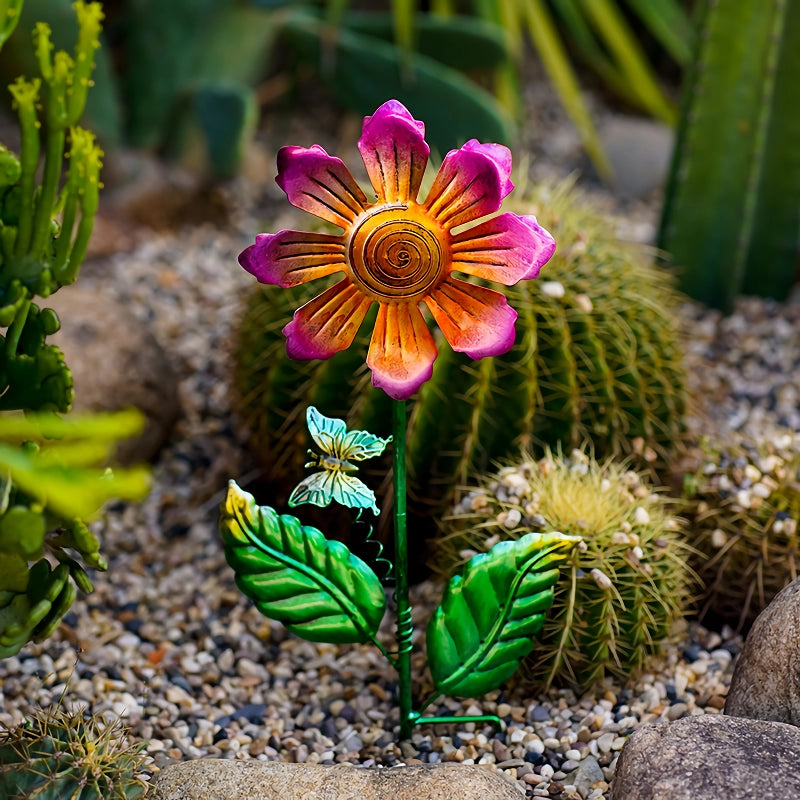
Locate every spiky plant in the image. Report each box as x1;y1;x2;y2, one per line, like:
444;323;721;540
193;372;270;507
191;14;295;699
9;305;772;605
233;180;688;521
434;449;693;692
0;705;148;800
682;431;800;630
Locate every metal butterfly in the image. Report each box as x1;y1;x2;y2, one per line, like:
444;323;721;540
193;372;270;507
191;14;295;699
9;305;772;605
287;407;392;515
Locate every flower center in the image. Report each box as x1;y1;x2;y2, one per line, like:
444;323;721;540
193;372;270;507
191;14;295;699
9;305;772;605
348;204;449;302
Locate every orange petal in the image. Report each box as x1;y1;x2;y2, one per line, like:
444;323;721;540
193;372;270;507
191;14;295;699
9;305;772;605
424;278;517;359
450;213;556;285
367;302;438;400
283;279;372;360
276;145;369;229
239;230;346;287
358;100;429;203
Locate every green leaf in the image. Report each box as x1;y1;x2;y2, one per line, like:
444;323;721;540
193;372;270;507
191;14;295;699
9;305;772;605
0;442;151;520
426;531;581;698
521;1;612;178
220;480;386;644
342;11;509;71
0;506;45;557
282;12;514;155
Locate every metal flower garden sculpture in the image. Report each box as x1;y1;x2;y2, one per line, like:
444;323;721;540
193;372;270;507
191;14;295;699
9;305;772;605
221;99;582;738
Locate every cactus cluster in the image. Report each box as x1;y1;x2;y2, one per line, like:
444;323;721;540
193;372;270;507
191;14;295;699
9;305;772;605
434;450;693;692
233;181;688;519
0;705;148;800
0;3;150;657
682;431;800;629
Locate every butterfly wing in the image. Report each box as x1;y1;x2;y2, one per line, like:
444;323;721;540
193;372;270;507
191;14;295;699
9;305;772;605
306;407;348;457
288;470;380;515
338;429;392;462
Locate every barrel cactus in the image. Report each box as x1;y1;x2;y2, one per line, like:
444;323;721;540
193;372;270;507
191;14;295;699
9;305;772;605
434;450;693;691
0;705;148;799
233;180;687;515
682;432;800;629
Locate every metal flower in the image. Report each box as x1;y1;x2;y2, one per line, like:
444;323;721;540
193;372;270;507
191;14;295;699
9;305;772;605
239;100;555;400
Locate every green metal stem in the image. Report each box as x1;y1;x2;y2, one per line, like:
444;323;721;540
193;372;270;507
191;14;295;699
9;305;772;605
392;398;414;739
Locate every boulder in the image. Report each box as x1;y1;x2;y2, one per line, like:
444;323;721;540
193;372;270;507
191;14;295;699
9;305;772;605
46;285;180;463
610;714;800;799
725;576;800;725
150;760;524;800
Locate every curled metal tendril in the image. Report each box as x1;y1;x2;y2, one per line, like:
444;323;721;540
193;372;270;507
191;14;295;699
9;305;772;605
354;509;393;581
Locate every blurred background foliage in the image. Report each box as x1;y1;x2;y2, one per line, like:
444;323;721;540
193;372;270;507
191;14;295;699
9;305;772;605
0;0;794;310
0;0;693;175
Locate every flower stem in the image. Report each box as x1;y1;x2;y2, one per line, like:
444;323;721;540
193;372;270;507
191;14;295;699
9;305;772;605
392;398;414;739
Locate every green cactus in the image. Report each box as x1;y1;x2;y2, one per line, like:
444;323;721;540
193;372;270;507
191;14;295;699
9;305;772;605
681;432;800;630
0;705;148;800
0;3;151;658
658;0;800;309
233;180;688;518
434;450;693;692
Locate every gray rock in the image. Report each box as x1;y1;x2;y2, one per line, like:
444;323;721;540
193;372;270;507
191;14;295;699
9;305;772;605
47;285;179;464
600;114;674;201
565;754;604;794
610;714;800;799
725;576;800;725
150;760;525;800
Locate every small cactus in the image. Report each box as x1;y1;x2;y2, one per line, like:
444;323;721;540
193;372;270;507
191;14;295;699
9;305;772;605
434;450;693;692
682;432;800;629
233;180;688;518
0;705;148;800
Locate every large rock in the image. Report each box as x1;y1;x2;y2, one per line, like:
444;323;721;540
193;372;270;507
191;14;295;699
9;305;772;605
725;576;800;725
46;285;180;464
610;714;800;799
150;760;524;800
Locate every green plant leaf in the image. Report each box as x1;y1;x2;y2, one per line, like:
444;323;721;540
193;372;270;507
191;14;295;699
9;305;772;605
622;0;694;67
220;480;386;644
341;11;509;71
282;11;514;154
426;531;581;698
521;1;612;178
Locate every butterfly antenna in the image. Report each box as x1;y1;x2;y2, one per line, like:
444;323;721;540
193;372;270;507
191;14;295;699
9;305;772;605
355;509;393;581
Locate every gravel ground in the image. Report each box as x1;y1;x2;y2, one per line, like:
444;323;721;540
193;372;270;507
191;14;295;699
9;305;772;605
0;196;796;799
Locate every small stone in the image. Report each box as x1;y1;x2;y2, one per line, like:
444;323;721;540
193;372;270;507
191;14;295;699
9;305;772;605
596;733;615;754
667;703;688;721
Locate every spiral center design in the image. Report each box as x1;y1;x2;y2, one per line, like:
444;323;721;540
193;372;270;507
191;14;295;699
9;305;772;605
348;205;448;302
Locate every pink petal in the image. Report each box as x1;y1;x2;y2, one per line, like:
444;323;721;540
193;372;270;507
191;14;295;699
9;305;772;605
283;279;372;360
367;302;438;400
423;139;514;229
276;145;369;228
358;100;429;203
450;213;556;285
238;230;346;287
424;277;518;359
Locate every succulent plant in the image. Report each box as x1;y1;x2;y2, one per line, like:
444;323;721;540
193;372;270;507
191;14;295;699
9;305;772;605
681;431;800;630
433;449;693;692
233;180;688;521
0;705;148;800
